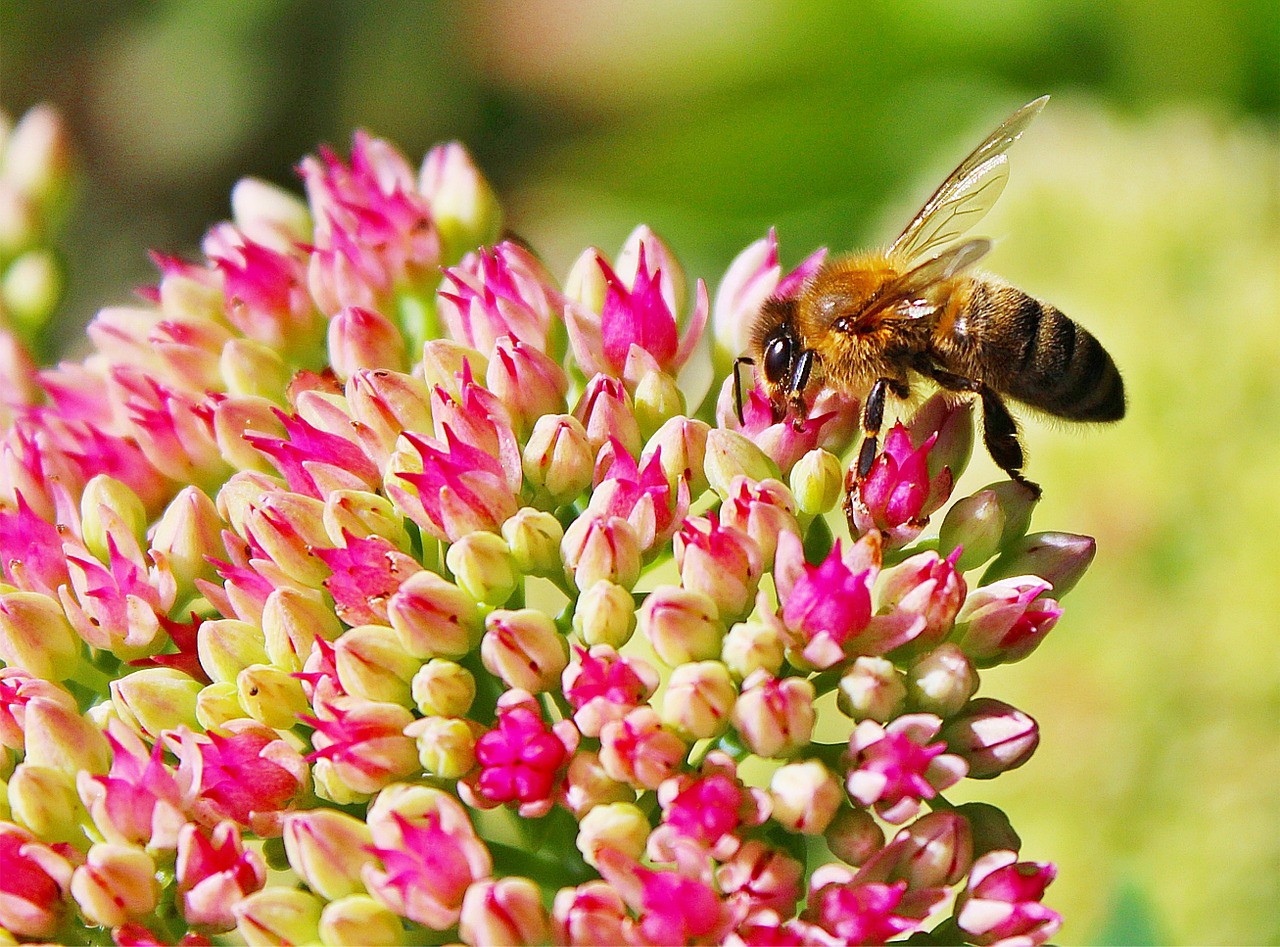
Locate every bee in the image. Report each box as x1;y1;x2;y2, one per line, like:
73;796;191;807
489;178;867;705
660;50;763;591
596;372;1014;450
743;95;1124;504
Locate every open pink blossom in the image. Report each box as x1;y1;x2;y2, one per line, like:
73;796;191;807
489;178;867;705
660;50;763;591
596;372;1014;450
846;714;968;824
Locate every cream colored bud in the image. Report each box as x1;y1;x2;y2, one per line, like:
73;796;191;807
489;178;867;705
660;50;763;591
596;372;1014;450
238;664;311;730
220;338;290;400
446;531;518;607
572;580;637;649
502;507;565;577
335;625;422;707
411;659;476;718
319;894;406;946
575;801;650;868
705;429;779;498
789;448;844;515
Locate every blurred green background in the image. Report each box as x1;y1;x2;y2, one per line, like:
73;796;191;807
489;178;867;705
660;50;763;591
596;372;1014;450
4;1;1279;943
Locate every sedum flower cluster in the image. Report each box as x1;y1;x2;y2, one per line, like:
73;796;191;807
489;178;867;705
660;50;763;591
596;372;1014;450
0;106;1088;945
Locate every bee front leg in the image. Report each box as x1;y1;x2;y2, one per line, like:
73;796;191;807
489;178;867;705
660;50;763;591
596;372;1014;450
855;377;909;477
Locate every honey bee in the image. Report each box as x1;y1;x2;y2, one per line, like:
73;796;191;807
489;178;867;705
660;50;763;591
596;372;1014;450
743;95;1124;503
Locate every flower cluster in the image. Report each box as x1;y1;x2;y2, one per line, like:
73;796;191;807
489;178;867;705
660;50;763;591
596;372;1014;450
0;106;1087;945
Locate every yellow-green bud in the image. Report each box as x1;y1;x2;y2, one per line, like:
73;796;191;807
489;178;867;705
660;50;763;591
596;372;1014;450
907;643;979;718
632;368;686;440
196;681;247;733
233;887;324;947
198;618;269;685
722;617;786;681
789;448;843;515
2;249;61;330
704;429;779;498
522;414;594;505
575;801;650;868
323;489;411;551
420;142;502;265
220;338;290;401
238;664;311;730
151;486;225;597
263;585;342;672
282;809;376;902
335;624;422;707
319;894;406;946
0;591;82;682
572;580;637;649
9;764;90;846
407;715;478;779
79;475;147;563
214;396;284;474
70;843;158;928
639;585;724;667
446;531;518;607
501;507;565;577
411;659;476;718
419;339;487;400
769;760;843;835
22;697;111;775
661;661;737;740
110;668;202;740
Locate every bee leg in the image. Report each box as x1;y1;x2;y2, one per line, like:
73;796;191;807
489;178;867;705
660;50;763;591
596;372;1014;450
732;357;755;425
786;349;816;430
921;365;1042;499
855;377;909;477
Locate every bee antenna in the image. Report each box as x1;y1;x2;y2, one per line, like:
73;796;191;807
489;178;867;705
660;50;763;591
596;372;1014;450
733;357;754;425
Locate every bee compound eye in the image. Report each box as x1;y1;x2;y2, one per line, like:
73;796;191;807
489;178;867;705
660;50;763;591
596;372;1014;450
763;334;794;385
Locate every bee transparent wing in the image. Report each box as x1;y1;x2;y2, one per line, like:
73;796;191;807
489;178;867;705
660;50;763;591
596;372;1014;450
889;96;1048;263
847;239;992;328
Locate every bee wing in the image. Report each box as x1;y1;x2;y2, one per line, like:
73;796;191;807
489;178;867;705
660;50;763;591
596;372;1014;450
889;96;1048;263
845;239;992;329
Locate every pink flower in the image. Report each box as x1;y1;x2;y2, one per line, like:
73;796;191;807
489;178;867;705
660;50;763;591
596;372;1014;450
438;241;564;354
365;809;492;930
175;820;267;932
876;548;968;655
316;532;423;627
596;847;736;946
674;511;763;622
303;695;419;795
953;577;1062;667
59;535;171;659
588;440;689;552
717;840;805;923
395;426;520;542
0;822;74;940
79;721;187;849
720;476;801;568
111;368;228;491
599;706;687;791
208;231;322;354
572;372;642;458
803;864;944;945
245;408;380;500
326;304;407;378
469;702;571;816
485;335;570;437
955;850;1061;947
650;752;769;862
846;714;968;824
848;422;954;547
552;882;629;947
562;644;660;738
716;377;860;476
0;493;68;598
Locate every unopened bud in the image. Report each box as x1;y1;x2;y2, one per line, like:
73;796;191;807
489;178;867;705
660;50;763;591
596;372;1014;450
837;656;907;722
233;886;324;947
446;531;518;606
643;416;710;498
22;697;111;775
220;337;290;400
576;801;650;867
770;760;842;834
263;586;342;672
501;508;565;578
238;664;311;729
198;618;270;685
825;806;885;866
982;531;1096;599
942;697;1040;779
705;429;779;498
151;486;225;596
419;141;502;264
0;591;82;682
523;414;594;504
283;809;376;902
661;660;737;740
411;659;476;717
407;715;478;779
328;305;407;380
789;448;843;515
9;763;89;845
722;615;786;681
196;681;246;733
335;624;422;707
70;843;159;928
732;671;815;759
319;894;406;946
387;570;483;659
955;801;1022;857
481;608;569;693
631;367;685;440
639;585;724;667
561;514;642;593
572;580;636;649
110;668;203;740
907;643;979;718
459;877;550;947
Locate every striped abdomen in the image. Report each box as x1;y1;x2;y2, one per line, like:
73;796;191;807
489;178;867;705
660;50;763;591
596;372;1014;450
937;281;1125;422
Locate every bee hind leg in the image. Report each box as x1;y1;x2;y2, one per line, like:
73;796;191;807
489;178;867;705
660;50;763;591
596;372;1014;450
922;366;1042;500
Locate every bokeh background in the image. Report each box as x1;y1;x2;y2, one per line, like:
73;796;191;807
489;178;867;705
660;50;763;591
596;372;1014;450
4;1;1279;943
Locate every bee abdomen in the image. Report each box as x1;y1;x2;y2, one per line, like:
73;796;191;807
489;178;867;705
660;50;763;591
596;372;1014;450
996;289;1124;421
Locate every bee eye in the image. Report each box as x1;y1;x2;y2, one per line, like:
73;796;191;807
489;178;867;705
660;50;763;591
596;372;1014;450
763;334;794;384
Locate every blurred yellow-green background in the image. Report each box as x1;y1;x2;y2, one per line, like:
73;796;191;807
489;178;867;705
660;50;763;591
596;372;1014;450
4;1;1279;943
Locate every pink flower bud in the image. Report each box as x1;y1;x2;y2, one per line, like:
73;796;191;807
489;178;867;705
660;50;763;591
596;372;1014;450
563;644;660;738
486;335;569;437
721;613;787;681
599;706;687;791
661;660;737;741
363;788;491;930
481;608;569;694
596;847;734;947
717;839;804;921
387;570;483;659
344;368;434;466
731;671;815;759
907;643;979;718
825;806;886;867
552;882;629;947
803;863;944;945
242;491;333;587
942;697;1040;779
846;714;967;824
982;531;1096;599
877;548;967;656
860;810;973;890
770;760;843;835
0;822;74;939
643;415;710;499
953;577;1062;667
282;808;376;901
176;820;267;932
561;514;642;593
0;670;76;752
560;750;633;818
639;584;724;667
572;373;642;458
906;391;974;485
940;481;1040;571
438;243;559;354
955;850;1061;947
837;656;907;723
305;696;419;796
459;877;550;947
70;843;159;928
716;376;860;478
394;427;520;543
675;512;763;623
327;305;406;379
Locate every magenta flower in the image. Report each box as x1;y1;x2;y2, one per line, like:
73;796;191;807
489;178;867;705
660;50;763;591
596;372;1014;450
207;231;321;355
394;426;520;542
303;695;419;795
588;440;689;552
846;714;968;824
849;422;954;547
876;548;968;655
245;408;380;500
953;577;1062;667
438;241;565;354
803;865;945;945
597;847;737;946
79;722;187;849
0;493;69;597
716;376;861;475
955;850;1062;947
469;701;571;817
674;511;763;622
0;822;74;940
60;535;171;659
315;532;422;626
649;752;770;862
775;532;884;669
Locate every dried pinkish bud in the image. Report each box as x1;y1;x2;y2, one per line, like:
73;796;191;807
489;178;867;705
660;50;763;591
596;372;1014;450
982;531;1096;599
942;697;1040;779
825;806;885;867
